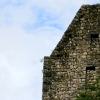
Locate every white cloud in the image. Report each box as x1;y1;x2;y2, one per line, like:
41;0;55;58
0;25;62;100
0;1;37;27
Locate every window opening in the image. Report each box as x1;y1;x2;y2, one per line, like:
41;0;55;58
85;66;96;91
86;66;95;70
91;34;99;38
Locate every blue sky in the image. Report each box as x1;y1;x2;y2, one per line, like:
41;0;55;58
0;0;100;100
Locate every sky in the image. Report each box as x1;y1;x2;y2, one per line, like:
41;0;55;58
0;0;100;100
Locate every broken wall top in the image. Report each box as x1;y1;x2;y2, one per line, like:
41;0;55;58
50;4;100;58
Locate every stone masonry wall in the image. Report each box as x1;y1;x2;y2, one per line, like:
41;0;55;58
42;4;100;100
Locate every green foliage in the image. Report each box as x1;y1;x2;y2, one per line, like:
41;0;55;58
42;69;44;73
75;75;100;100
40;58;44;62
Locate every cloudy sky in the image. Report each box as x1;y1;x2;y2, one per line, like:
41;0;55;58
0;0;100;100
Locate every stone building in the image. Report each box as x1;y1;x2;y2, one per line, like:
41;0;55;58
42;4;100;100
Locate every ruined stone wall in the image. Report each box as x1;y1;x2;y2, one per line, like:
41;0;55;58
42;4;100;100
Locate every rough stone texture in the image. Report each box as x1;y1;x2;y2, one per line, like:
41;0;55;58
42;4;100;100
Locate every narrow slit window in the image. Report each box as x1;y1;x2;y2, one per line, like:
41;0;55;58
91;34;99;38
86;66;95;70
